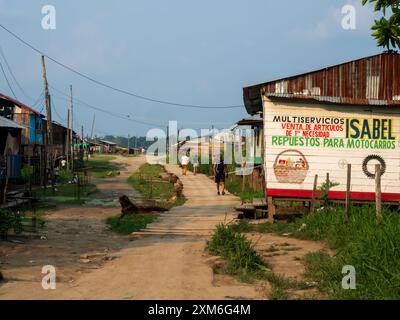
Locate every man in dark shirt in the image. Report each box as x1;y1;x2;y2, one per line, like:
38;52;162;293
213;156;226;195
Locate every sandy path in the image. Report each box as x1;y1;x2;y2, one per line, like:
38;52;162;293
0;157;264;300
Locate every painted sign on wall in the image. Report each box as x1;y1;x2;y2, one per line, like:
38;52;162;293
263;100;400;201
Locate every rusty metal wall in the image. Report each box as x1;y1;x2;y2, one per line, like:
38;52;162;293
244;52;400;115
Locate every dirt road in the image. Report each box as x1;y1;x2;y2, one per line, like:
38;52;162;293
0;156;265;300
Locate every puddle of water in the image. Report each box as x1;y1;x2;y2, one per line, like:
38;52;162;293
84;199;120;208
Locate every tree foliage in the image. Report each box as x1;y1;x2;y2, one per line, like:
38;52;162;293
362;0;400;50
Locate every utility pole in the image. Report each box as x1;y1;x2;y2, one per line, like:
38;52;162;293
128;134;130;153
166;125;169;162
90;114;96;140
66;109;70;170
69;85;74;172
41;55;53;188
81;125;84;165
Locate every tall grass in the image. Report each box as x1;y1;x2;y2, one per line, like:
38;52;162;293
208;224;267;276
253;205;400;300
107;214;158;235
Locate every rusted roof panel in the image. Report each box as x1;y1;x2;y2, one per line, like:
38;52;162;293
243;52;400;115
0;92;44;116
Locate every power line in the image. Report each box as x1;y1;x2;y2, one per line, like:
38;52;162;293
0;23;244;110
51;98;67;123
0;60;17;99
49;85;230;130
32;91;45;109
0;45;34;101
51;90;162;128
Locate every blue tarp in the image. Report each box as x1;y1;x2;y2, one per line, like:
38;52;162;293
0;155;22;179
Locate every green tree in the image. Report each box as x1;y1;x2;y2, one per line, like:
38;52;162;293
362;0;400;50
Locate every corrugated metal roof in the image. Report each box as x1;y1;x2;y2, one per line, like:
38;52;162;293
237;114;263;126
0;92;44;116
0;116;25;129
243;52;400;115
98;140;118;146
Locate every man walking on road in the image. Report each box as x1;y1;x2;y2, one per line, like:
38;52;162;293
214;156;226;195
180;153;190;176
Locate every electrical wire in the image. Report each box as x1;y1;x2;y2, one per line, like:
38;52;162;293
51;99;67;123
0;45;34;101
0;23;244;110
49;85;233;130
51;92;162;128
0;59;17;99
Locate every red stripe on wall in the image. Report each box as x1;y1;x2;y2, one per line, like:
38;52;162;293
266;189;400;202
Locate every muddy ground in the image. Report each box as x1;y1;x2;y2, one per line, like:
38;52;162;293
0;156;328;300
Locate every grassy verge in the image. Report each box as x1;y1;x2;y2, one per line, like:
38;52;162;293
236;205;400;300
106;214;158;235
224;178;265;202
128;163;185;209
87;156;121;178
207;223;310;299
34;183;98;205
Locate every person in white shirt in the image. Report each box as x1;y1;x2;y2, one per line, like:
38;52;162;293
180;154;190;175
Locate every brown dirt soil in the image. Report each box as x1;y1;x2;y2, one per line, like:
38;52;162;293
0;156;328;300
246;232;331;299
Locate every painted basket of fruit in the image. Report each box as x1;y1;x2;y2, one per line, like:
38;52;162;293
273;149;309;184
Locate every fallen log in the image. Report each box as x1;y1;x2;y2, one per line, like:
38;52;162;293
159;173;179;184
119;195;168;219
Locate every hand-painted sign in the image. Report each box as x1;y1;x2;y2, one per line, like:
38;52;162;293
264;101;400;200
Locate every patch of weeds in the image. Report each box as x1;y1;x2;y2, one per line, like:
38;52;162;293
230;219;254;233
208;223;310;299
255;205;400;299
88;156;121;178
269;286;289;300
128;164;185;209
208;224;267;276
107;214;158;235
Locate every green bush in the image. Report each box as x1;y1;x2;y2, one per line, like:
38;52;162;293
20;165;33;184
58;170;73;183
0;209;23;238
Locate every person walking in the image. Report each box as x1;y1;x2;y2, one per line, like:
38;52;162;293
214;156;226;195
180;153;190;176
192;154;199;175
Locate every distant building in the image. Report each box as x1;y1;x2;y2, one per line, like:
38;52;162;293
97;139;118;153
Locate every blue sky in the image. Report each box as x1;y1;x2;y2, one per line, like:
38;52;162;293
0;0;381;136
